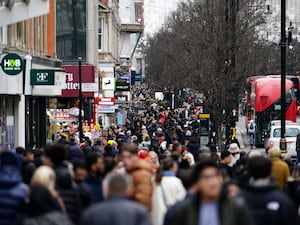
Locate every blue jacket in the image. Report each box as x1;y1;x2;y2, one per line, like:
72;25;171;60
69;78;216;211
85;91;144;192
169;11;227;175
80;195;151;225
84;174;103;203
0;166;27;225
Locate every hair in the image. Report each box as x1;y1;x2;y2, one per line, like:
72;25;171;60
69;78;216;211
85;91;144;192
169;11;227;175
85;152;103;171
155;157;176;184
119;143;138;155
104;157;117;176
220;150;231;160
148;151;160;167
172;143;181;152
192;159;220;184
15;146;25;155
44;144;68;166
24;147;34;156
31;166;57;197
73;160;86;171
177;168;193;190
103;172;132;196
247;156;272;180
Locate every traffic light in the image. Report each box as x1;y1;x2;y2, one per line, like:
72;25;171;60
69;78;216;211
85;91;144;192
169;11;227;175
288;22;293;46
84;101;93;120
222;109;226;115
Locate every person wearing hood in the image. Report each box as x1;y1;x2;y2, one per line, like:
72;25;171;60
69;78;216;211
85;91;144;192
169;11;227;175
14;185;72;225
240;156;300;225
269;147;290;189
120;143;153;211
0;151;28;225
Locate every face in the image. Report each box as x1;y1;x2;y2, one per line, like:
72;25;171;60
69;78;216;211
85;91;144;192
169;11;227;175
26;152;34;161
74;167;87;183
197;167;223;200
222;134;226;140
121;151;138;170
91;157;104;174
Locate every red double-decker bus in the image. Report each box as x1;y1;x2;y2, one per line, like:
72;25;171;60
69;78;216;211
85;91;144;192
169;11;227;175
249;77;297;146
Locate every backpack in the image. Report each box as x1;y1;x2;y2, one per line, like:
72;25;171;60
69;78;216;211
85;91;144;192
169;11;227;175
250;123;254;130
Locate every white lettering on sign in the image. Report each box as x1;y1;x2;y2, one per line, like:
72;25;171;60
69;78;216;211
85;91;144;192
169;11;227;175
37;72;48;81
64;73;79;90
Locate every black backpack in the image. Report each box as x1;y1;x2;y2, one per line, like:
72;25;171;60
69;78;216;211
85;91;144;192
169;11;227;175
250;123;254;129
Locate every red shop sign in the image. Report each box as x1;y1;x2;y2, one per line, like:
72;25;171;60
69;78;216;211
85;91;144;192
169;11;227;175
95;97;115;106
61;65;95;98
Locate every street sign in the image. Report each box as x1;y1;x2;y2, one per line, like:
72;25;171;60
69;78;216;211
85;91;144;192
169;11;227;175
102;77;115;90
199;113;210;119
116;78;130;91
30;69;55;85
95;97;115;106
82;83;98;92
98;105;115;114
1;53;24;76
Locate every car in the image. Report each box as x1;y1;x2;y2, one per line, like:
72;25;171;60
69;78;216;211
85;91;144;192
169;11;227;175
265;120;300;159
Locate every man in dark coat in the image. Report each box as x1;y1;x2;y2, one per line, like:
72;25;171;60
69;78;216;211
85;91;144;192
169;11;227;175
0;151;28;225
84;152;104;203
80;173;151;225
44;144;82;224
240;156;300;225
164;159;254;225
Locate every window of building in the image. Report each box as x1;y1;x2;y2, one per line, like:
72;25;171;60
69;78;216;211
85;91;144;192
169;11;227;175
98;17;103;50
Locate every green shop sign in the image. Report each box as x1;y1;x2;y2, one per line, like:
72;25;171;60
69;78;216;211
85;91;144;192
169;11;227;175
30;69;55;85
0;53;24;75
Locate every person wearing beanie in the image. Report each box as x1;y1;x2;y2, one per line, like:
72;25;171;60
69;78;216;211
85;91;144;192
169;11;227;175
0;151;28;225
269;147;290;189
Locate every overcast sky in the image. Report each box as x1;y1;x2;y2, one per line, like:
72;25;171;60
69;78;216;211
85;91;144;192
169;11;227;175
144;0;184;36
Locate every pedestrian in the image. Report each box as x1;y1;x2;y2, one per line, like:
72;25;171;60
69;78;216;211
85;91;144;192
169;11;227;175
84;152;105;203
240;156;300;225
269;147;290;189
13;185;72;225
80;173;151;225
164;159;254;225
73;160;92;208
0;151;28;225
43;144;82;224
21;148;36;184
220;150;234;178
119;143;153;210
296;132;300;165
218;134;227;152
247;120;256;146
227;143;241;167
30;166;66;213
152;157;186;225
284;164;300;209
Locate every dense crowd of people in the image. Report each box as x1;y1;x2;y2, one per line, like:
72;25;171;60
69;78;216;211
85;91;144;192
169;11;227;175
0;91;300;225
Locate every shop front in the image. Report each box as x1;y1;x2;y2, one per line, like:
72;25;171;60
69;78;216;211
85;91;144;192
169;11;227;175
0;52;26;151
46;65;97;143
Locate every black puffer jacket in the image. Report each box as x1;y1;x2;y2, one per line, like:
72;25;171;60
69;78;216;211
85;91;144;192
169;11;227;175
55;165;82;225
285;179;300;208
240;183;300;225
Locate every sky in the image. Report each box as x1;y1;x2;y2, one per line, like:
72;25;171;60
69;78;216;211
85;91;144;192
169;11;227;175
144;0;185;36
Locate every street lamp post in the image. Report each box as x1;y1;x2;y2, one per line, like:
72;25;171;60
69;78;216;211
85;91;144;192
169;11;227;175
78;56;83;141
280;0;287;152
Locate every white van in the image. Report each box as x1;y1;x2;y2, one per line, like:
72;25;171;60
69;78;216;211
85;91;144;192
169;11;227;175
265;120;300;159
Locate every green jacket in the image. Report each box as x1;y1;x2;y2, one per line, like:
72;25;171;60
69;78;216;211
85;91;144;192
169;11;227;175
166;193;254;225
